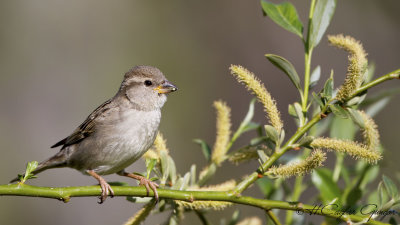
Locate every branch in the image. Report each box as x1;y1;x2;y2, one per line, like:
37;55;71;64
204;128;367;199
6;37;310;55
0;184;389;225
349;69;400;100
233;69;400;193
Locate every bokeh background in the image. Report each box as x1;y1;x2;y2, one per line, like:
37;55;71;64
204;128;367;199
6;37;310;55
0;1;399;224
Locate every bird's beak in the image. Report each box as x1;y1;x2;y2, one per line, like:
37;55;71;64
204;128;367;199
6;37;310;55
154;81;178;94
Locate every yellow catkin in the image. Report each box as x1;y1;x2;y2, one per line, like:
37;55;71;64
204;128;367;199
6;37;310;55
142;132;168;161
328;34;368;101
142;149;159;160
198;165;209;182
123;201;155;225
311;138;382;164
175;200;232;210
211;100;232;166
175;180;236;210
359;110;380;151
154;132;169;154
236;217;263;225
268;149;326;178
230;65;283;132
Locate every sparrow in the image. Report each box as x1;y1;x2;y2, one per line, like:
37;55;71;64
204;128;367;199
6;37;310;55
11;65;177;203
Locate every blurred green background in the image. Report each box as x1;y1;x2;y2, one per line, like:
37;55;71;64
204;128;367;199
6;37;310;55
0;1;399;224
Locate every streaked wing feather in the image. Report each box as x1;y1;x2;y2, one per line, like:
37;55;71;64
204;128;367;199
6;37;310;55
51;99;112;149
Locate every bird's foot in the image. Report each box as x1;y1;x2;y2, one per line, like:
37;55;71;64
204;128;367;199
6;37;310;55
98;179;114;204
138;176;159;201
87;170;114;204
119;171;159;202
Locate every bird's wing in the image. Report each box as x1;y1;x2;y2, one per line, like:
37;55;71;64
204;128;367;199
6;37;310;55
51;99;113;149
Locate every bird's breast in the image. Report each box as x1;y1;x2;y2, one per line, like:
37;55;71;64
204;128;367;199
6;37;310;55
69;108;162;174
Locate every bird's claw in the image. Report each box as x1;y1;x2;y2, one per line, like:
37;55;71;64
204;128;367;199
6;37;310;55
98;178;114;204
139;177;159;202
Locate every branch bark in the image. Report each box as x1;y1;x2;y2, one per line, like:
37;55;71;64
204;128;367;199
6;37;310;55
0;184;389;225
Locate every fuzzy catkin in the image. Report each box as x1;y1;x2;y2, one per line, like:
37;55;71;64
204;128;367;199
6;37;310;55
142;132;169;161
328;34;368;101
268;149;326;178
236;217;263;225
154;132;169;153
175;180;236;210
211;100;232;166
359;110;380;151
311;138;382;164
142;149;158;160
230;65;283;132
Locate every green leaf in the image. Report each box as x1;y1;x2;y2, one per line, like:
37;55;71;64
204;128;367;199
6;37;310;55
345;187;362;206
378;181;388;207
167;156;177;184
257;150;269;164
261;0;303;38
389;217;398;225
360;165;379;189
364;62;376;83
309;66;321;89
145;158;157;179
279;129;285;144
179;172;191;190
383;175;399;200
330;116;356;140
361;87;400;107
368;189;379;207
347;108;365;128
308;0;336;48
159;151;170;185
26;161;38;174
193;139;211;162
241;122;260;133
20;161;39;183
240;98;256;127
293;102;305;125
329;104;348;119
289;103;304;127
312;92;324;108
198;163;217;186
311;168;341;204
322;76;334;100
250;136;268;146
266;54;301;91
288;104;297;118
365;97;391;118
227;210;240;225
189;164;196;186
173;177;183;190
126;196;153;203
346;94;366;106
149;177;159;182
232;99;257;141
298;136;315;147
264;125;279;143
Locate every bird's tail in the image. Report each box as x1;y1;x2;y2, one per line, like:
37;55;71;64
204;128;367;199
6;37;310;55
10;152;68;183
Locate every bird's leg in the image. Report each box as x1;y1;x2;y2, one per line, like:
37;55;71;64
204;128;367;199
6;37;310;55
117;170;159;202
87;170;114;204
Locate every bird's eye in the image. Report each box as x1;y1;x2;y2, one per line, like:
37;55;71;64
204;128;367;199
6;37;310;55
144;80;152;86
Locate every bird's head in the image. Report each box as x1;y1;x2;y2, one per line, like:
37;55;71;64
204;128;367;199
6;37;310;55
119;65;177;111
